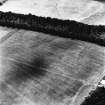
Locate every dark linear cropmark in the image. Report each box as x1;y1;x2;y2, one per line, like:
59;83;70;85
0;11;105;46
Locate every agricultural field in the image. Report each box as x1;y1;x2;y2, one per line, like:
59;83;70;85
0;0;105;105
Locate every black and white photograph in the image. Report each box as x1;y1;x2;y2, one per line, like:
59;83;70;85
0;0;105;105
